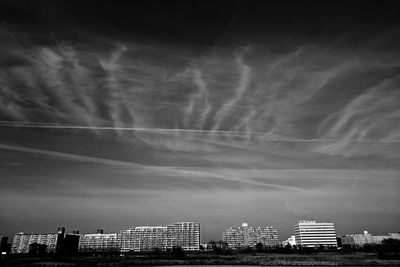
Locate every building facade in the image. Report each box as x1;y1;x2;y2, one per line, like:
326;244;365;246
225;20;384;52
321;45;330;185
121;222;200;252
293;220;337;248
121;226;167;252
11;233;29;254
222;222;279;248
79;232;121;252
11;232;62;253
120;229;133;252
166;222;200;251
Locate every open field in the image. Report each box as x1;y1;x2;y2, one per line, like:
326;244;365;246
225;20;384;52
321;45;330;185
1;252;400;266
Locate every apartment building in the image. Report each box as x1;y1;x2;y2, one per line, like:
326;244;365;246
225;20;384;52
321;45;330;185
222;222;279;248
121;222;200;252
166;222;200;251
11;232;62;253
79;232;121;252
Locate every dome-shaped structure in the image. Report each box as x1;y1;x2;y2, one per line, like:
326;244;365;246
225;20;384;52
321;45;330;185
241;222;248;227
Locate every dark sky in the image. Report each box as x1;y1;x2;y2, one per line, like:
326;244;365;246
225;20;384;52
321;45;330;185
2;0;400;42
0;0;399;241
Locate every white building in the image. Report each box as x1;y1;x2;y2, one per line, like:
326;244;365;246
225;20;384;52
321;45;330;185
121;226;167;252
222;222;279;248
282;235;297;247
121;222;200;252
166;222;200;251
120;229;133;252
293;220;337;248
79;233;121;252
11;233;30;254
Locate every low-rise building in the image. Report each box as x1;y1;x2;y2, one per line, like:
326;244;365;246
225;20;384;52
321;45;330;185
282;235;296;247
340;231;400;247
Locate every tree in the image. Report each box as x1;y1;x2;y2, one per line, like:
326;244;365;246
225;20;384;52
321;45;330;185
29;243;47;256
151;247;162;255
171;246;185;259
284;243;292;253
208;240;216;249
382;238;400;252
256;242;263;252
217;240;228;249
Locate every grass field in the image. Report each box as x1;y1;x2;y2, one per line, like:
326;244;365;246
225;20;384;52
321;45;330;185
2;251;400;266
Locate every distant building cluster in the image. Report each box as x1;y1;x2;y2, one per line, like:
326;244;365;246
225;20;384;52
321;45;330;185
339;231;400;247
5;218;400;255
10;222;200;254
281;220;400;249
222;222;279;248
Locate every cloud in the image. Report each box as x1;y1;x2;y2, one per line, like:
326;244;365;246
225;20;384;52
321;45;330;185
0;143;304;192
1;26;400;159
99;44;135;133
211;52;252;131
315;74;400;157
0;31;137;134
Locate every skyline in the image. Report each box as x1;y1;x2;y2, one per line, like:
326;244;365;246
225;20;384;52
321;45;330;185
0;0;400;242
2;216;398;242
6;218;400;244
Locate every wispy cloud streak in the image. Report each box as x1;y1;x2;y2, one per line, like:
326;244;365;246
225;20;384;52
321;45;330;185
1;121;400;143
212;54;251;131
0;143;304;192
1;27;400;158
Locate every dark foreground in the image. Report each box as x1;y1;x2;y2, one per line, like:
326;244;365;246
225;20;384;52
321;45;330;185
2;252;400;267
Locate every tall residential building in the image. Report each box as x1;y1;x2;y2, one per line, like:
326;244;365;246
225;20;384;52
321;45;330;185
121;222;200;252
79;232;121;252
11;231;63;253
121;226;167;252
120;229;133;252
166;222;200;251
293;220;337;248
340;231;400;247
11;233;30;253
222;222;279;248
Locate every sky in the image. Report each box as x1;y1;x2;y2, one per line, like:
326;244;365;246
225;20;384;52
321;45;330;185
0;0;400;241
